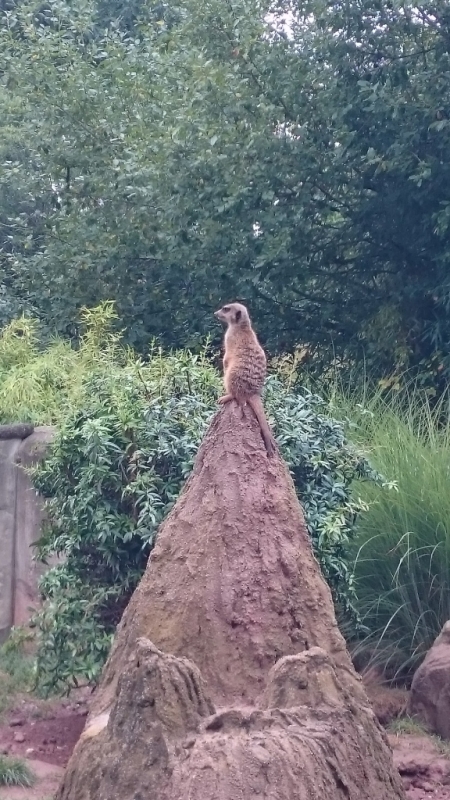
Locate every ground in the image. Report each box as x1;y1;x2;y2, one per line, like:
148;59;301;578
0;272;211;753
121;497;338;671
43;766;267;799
0;691;87;800
0;686;449;799
390;732;450;800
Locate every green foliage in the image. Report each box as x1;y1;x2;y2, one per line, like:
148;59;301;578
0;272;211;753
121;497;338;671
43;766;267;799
0;633;35;715
2;306;379;693
32;348;218;692
330;390;450;681
266;378;382;617
0;303;125;424
388;716;428;736
2;0;450;391
0;755;34;787
388;716;450;757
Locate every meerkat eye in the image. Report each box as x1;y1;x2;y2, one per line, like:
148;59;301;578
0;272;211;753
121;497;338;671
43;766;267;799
222;305;231;313
235;309;242;322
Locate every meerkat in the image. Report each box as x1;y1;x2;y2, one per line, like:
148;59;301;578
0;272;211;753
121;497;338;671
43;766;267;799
214;302;276;457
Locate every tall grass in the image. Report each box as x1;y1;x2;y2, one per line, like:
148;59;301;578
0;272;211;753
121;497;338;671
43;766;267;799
327;388;450;681
0;755;35;787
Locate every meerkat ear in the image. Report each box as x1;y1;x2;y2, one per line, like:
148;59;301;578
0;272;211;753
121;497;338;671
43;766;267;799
235;309;242;322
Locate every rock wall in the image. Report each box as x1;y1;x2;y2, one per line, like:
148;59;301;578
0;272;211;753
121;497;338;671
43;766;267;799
0;424;55;643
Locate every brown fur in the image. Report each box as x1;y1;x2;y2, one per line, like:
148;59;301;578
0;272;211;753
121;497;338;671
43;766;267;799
214;302;276;457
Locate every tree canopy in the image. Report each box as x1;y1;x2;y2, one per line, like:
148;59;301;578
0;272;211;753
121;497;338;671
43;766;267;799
1;0;450;387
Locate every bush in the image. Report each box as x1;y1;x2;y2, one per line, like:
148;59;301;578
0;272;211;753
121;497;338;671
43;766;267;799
32;347;218;692
329;390;450;681
0;305;380;693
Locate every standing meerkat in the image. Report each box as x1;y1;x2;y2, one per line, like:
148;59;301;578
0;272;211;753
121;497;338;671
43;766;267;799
214;302;276;457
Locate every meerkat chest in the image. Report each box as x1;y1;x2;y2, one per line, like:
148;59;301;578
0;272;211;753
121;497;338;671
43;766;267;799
224;328;267;395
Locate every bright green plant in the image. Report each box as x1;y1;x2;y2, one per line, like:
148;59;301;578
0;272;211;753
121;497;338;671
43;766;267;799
1;305;380;693
0;303;125;425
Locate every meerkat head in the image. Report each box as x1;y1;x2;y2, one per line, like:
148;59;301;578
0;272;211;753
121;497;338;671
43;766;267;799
214;302;250;327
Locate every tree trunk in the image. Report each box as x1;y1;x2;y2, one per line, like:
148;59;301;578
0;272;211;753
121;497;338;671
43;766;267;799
56;402;405;800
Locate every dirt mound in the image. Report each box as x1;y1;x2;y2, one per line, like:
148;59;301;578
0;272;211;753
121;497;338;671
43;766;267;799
58;638;403;800
91;404;363;714
55;403;405;800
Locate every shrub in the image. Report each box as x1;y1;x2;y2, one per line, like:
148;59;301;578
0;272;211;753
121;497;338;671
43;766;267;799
32;347;218;692
0;305;380;693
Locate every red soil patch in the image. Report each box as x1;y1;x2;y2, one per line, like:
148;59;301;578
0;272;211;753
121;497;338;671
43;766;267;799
0;696;87;767
366;681;450;798
390;733;450;799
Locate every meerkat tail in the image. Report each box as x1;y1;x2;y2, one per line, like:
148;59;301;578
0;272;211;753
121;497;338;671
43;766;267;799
247;395;276;457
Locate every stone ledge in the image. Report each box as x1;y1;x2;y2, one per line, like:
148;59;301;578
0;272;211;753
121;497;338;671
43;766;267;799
0;423;34;440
